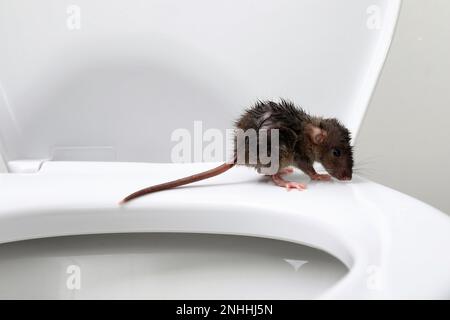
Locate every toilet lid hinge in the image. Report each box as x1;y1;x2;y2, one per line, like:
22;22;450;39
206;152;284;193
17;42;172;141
7;159;49;173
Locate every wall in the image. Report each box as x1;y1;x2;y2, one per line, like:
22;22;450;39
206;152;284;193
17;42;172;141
0;154;5;172
355;0;450;214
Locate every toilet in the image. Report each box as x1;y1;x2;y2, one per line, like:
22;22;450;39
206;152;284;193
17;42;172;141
1;0;450;299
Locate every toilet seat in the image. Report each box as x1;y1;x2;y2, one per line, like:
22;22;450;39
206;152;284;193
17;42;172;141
1;161;449;299
2;0;450;299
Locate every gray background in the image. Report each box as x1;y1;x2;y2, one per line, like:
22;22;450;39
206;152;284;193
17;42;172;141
1;0;449;214
0;154;5;172
355;0;450;214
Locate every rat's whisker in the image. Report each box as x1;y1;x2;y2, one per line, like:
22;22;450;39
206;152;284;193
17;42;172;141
354;159;375;166
353;168;377;176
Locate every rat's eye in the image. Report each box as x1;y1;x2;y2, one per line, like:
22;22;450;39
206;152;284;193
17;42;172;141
332;148;341;157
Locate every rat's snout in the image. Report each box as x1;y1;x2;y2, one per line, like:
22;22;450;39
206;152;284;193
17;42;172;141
336;170;352;181
326;168;352;181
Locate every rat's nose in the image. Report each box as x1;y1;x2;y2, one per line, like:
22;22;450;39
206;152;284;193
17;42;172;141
339;171;352;181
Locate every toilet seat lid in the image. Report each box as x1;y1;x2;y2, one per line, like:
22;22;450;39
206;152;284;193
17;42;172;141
0;0;401;163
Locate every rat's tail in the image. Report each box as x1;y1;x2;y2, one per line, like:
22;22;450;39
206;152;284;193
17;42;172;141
119;161;235;204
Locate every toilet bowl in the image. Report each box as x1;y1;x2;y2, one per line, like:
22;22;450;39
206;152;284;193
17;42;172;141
1;0;450;299
1;161;450;299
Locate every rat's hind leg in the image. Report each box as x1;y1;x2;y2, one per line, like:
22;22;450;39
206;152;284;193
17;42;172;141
278;167;294;175
271;174;306;191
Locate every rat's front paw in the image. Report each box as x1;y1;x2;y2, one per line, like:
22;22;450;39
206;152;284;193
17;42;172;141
310;173;332;181
285;182;307;191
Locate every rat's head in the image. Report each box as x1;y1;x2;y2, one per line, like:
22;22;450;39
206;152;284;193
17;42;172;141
307;119;354;181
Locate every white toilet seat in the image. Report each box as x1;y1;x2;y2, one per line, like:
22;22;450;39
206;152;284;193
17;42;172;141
1;161;449;299
2;0;447;299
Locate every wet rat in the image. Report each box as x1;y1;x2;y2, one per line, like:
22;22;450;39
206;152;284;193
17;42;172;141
119;100;353;204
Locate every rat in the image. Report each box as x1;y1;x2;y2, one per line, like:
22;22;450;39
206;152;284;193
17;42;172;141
119;100;353;204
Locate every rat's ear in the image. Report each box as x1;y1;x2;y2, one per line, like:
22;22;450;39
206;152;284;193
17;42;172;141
308;125;327;145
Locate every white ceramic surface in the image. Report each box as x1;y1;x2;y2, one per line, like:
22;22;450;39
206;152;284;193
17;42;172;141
0;233;347;299
0;0;400;163
2;0;450;300
1;161;450;299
